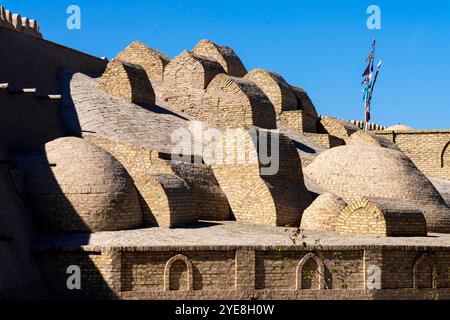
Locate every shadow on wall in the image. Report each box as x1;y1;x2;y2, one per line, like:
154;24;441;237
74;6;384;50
12;147;119;299
58;71;157;227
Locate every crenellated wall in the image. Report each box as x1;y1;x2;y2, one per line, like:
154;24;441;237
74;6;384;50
0;5;42;38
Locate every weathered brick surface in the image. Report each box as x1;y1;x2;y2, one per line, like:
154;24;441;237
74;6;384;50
320;117;360;140
192;39;247;77
375;130;450;180
301;193;347;232
244;69;297;116
305;145;450;233
205;74;277;129
17;137;143;233
99;59;155;105
280;110;319;133
209;128;312;227
335;197;427;237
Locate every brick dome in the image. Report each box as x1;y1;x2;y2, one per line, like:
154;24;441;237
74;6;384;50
24;137;143;233
301;193;347;232
304;145;450;233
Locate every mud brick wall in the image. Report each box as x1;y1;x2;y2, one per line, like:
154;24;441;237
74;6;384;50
320;117;360;140
115;41;170;84
335;198;427;237
34;246;450;300
163;51;225;116
210;128;311;227
17;137;143;233
375;130;450;180
84;135;199;227
0;27;106;93
121;251;236;292
0;5;42;38
99;60;155;105
205;74;277;129
303;133;345;149
244;69;297;116
279;110;319;133
192;39;247;77
291;86;318;117
36;251;117;299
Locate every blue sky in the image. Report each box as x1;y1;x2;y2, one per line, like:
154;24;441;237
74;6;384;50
4;0;450;129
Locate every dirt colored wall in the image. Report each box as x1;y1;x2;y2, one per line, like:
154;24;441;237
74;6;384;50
375;130;450;180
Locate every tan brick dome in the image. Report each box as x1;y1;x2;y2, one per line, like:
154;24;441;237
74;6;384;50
24;137;143;233
301;193;347;232
304;145;450;233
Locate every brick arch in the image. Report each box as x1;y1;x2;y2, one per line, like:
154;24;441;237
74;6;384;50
164;254;194;291
413;253;438;289
441;141;450;168
296;253;325;290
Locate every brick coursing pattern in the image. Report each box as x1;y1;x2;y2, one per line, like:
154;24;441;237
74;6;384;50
209;127;312;227
205;74;277;129
19;137;143;233
244;69;298;116
375;130;450;180
279;110;319;133
305;144;450;233
163;51;225;115
335;197;428;237
301;193;347;232
99;59;155;105
320;117;361;140
192;39;247;77
347;130;399;150
290;86;319;117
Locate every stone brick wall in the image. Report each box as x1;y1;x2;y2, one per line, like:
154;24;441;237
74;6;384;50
99;60;155;105
35;245;450;300
0;5;42;38
375;130;450;180
192;39;247;77
303;133;345;149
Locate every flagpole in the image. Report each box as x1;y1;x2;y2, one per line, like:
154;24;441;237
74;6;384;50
362;39;377;131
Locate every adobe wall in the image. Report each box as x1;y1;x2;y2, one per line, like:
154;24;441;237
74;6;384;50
0;26;107;93
34;245;450;300
0;26;107;152
375;130;450;180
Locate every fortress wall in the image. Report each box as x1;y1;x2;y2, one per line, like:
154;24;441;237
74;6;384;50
34;245;450;299
0;90;64;151
0;5;42;38
0;26;107;93
375;130;450;180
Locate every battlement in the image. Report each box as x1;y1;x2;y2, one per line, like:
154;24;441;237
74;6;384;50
0;5;42;38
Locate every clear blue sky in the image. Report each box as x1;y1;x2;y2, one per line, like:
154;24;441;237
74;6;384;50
4;0;450;129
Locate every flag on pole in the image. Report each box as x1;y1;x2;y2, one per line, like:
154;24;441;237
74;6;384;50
361;39;381;130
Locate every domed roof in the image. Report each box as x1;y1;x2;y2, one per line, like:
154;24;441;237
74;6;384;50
385;124;414;131
23;137;143;233
301;193;347;232
304;145;450;233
